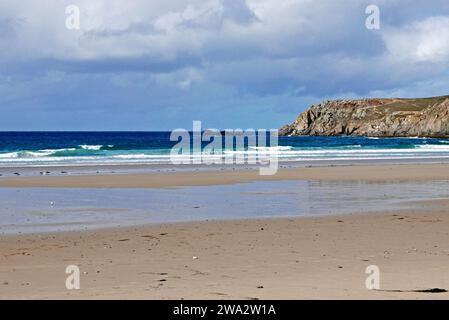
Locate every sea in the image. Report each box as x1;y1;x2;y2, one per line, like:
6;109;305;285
1;131;449;167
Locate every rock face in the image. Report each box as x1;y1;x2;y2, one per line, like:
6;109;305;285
279;96;449;137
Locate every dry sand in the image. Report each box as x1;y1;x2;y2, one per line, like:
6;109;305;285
1;163;449;299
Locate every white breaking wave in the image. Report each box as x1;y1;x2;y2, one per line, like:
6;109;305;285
4;143;449;166
112;154;172;159
416;145;449;150
79;145;103;150
0;148;76;158
249;146;293;151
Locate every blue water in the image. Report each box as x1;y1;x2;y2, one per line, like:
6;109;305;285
1;132;449;166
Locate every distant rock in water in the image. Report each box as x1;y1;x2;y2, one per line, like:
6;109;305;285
279;95;449;137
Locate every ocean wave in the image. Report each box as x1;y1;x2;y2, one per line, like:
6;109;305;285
4;140;449;165
79;145;104;150
0;148;76;159
1;144;449;158
0;145;115;159
416;145;449;150
112;154;171;159
280;155;449;161
249;146;293;151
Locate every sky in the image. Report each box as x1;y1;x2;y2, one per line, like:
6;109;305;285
1;0;449;130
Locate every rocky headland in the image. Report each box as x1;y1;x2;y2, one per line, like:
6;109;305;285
279;95;449;137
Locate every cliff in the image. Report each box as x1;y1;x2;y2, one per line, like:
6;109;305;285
279;95;449;137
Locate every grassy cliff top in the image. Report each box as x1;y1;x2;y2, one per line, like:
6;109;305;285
372;95;449;112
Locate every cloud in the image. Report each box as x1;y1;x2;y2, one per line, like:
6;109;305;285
383;16;449;64
1;0;449;130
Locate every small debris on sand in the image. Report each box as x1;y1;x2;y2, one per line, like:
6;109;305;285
414;288;448;293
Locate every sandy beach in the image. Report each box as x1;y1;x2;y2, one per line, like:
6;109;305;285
1;163;449;299
1;208;449;299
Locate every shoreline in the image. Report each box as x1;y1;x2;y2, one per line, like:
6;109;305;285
1;156;449;177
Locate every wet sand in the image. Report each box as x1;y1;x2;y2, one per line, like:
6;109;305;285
2;163;449;188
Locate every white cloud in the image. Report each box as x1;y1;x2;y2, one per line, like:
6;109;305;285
0;0;370;61
2;0;449;129
383;16;449;64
